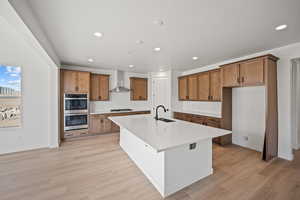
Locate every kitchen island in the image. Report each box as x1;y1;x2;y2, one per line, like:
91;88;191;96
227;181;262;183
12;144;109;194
109;114;231;197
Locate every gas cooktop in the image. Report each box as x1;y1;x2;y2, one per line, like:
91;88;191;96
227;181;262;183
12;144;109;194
110;109;133;112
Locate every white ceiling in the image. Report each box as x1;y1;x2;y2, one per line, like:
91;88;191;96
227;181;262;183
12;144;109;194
12;0;300;72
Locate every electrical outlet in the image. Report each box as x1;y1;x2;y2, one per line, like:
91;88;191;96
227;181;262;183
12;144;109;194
243;136;249;141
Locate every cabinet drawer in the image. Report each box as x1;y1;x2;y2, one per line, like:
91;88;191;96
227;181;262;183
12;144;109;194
206;117;221;128
173;112;186;120
191;115;206;124
64;129;89;138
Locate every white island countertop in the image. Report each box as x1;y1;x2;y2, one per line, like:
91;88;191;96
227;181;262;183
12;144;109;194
109;114;231;152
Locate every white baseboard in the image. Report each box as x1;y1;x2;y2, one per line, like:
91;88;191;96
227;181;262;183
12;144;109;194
278;152;294;161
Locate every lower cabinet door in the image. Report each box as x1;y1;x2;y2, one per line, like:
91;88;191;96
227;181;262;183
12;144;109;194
191;115;206;124
89;115;111;134
89;115;102;134
102;118;112;133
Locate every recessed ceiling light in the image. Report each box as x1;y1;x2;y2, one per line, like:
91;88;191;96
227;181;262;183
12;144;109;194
153;19;164;26
93;32;103;37
129;65;134;68
136;40;144;44
88;58;94;63
192;56;198;60
154;47;161;52
275;24;287;31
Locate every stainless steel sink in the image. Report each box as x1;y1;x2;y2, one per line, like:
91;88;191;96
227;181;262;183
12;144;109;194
157;118;176;122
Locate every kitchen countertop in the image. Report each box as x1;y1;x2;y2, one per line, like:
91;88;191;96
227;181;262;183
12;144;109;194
171;109;221;118
90;109;151;115
109;114;231;152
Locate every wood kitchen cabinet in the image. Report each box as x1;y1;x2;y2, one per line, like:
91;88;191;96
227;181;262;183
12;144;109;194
173;112;230;145
90;74;110;101
89;111;151;135
220;54;279;161
209;69;221;101
221;63;240;87
197;72;210;101
62;69;90;93
130;77;148;101
89;115;102;134
178;76;188;100
239;58;264;86
178;69;221;101
188;74;198;100
221;58;264;87
89;115;111;134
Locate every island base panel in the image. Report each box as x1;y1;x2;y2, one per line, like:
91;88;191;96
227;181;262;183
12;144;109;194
119;128;213;197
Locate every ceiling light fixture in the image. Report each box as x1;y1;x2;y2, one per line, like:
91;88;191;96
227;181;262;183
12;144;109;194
153;19;164;26
129;65;134;68
154;47;161;52
275;24;287;31
93;32;103;37
136;40;144;44
192;56;198;60
88;58;94;63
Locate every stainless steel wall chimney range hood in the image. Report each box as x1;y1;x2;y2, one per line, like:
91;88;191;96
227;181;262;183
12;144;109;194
109;70;131;93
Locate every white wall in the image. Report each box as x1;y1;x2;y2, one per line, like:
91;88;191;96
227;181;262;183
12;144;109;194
0;1;59;154
0;19;52;153
171;70;184;111
232;87;266;152
182;102;221;116
61;65;151;112
181;42;300;161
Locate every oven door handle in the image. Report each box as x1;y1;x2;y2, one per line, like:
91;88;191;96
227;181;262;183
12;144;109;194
65;113;88;116
64;98;88;100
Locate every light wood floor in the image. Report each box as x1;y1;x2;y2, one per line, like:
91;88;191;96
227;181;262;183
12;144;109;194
0;133;299;200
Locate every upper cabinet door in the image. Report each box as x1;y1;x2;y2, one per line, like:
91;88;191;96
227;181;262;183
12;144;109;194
221;63;240;87
178;76;188;100
197;72;210;101
62;70;77;92
130;78;148;101
209;69;221;101
239;58;264;86
188;74;198;100
98;75;110;101
90;74;110;101
77;72;90;93
90;74;100;101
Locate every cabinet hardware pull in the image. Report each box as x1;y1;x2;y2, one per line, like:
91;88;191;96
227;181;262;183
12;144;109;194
99;96;101;99
241;77;244;83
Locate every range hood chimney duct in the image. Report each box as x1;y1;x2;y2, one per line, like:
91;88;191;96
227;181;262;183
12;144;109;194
109;70;131;93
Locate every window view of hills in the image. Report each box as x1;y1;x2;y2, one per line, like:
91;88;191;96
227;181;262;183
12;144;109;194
0;65;21;127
